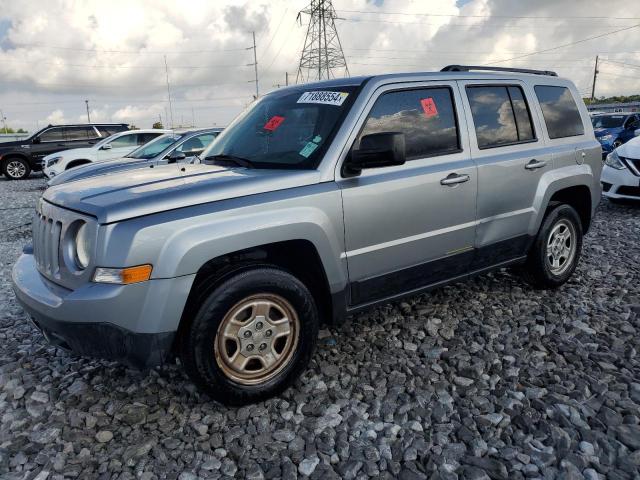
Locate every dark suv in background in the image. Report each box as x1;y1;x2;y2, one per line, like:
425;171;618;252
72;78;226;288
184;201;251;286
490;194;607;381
0;123;129;179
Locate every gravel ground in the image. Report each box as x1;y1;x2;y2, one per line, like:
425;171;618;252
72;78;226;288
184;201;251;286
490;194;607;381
1;175;639;480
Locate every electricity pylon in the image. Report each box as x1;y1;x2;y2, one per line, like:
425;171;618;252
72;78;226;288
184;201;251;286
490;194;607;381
296;0;350;84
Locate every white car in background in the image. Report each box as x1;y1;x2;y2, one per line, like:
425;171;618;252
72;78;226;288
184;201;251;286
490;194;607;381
42;129;170;178
601;133;640;202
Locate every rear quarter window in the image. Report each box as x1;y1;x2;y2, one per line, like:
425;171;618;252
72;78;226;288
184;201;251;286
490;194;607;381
534;85;584;139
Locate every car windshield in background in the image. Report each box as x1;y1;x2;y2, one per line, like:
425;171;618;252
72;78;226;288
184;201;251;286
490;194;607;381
592;115;625;128
203;86;358;169
126;134;183;159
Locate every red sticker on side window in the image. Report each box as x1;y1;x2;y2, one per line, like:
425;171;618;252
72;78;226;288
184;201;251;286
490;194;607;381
420;98;438;118
263;115;285;131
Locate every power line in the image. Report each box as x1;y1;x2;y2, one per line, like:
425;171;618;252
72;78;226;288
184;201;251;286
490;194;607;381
8;42;251;54
259;7;289;59
486;23;640;64
600;59;640;70
335;9;640;21
338;17;633;29
0;57;250;70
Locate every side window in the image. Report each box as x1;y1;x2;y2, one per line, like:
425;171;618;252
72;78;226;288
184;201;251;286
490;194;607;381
466;85;535;149
534;85;584;139
38;127;65;142
177;134;216;154
97;126;121;137
137;133;161;145
359;87;460;160
626;116;639;129
107;134;138;148
64;127;95;141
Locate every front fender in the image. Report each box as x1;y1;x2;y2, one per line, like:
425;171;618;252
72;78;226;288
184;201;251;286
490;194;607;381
529;163;596;235
99;183;348;293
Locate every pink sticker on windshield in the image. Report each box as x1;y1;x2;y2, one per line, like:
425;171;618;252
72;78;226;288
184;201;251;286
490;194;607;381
263;115;285;131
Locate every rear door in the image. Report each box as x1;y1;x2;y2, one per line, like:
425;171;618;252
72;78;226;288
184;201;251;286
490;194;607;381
63;126;100;150
338;81;478;306
458;80;548;268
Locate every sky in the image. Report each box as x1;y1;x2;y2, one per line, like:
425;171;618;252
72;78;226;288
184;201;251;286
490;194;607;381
0;0;639;132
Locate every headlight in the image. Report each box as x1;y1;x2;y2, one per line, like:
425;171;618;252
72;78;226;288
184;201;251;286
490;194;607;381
47;156;62;167
604;151;626;170
599;134;614;143
74;223;91;269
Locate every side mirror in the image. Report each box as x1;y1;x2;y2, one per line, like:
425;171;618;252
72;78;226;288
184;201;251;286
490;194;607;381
167;151;186;163
345;132;406;176
32;137;41;144
101;144;112;150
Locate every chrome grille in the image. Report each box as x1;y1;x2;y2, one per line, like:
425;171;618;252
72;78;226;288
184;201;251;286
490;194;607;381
32;200;97;290
33;211;63;279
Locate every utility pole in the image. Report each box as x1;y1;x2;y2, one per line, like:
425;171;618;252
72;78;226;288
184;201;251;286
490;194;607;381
191;107;195;127
286;72;289;86
0;109;7;134
247;31;259;98
164;55;175;129
590;55;599;102
296;0;349;84
85;100;91;123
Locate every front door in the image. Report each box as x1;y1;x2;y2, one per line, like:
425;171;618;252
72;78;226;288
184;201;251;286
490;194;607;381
338;82;478;306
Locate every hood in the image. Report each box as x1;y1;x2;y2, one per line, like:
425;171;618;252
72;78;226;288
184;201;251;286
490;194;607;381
616;135;640;159
594;127;623;137
43;164;322;223
0;139;28;149
47;156;145;186
43;147;95;161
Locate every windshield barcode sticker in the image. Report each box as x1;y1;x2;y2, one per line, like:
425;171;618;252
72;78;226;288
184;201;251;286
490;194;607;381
297;91;349;106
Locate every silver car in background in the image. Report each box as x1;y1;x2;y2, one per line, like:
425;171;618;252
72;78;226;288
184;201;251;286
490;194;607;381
47;128;223;186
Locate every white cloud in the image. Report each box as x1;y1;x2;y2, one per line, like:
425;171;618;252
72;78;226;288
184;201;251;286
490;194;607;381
0;0;638;132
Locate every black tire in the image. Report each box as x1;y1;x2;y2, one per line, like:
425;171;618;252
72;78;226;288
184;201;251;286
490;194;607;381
180;267;319;405
2;157;31;180
523;204;583;289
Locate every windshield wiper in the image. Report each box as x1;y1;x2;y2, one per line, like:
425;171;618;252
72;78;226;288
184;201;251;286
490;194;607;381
204;154;254;169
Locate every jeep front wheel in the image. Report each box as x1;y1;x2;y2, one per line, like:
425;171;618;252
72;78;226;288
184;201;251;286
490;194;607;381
180;267;319;405
3;158;31;180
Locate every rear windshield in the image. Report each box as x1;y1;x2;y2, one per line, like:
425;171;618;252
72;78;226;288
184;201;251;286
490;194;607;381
202;86;358;169
591;115;625;129
126;134;183;159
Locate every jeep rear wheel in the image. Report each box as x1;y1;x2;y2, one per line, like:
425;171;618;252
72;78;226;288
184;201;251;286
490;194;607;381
523;204;583;288
3;158;31;180
180;267;318;405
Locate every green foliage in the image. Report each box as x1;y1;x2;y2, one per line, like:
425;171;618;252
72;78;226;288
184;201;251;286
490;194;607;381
152;122;164;129
0;127;28;134
584;95;640;105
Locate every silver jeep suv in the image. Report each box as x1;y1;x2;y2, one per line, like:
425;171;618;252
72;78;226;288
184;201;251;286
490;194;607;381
13;66;601;405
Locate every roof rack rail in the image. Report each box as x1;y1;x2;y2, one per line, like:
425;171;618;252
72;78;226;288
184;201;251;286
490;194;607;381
441;65;558;77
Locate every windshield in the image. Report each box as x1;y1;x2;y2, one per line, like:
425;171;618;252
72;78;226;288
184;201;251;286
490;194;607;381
592;115;625;129
201;86;358;169
126;134;183;159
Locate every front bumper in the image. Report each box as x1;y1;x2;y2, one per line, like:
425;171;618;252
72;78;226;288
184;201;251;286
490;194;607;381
601;165;640;200
12;251;195;368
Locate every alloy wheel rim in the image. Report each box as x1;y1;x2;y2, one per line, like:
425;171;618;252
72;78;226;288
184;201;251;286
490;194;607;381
215;293;299;386
546;219;576;276
6;161;26;178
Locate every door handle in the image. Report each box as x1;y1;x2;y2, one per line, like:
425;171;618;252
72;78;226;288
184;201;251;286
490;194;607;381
440;173;470;186
525;159;547;170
